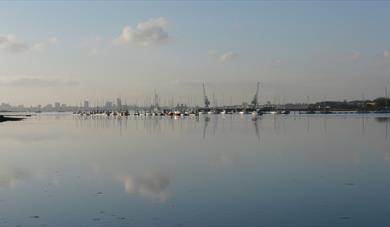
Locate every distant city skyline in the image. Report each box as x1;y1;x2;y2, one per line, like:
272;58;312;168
1;1;390;106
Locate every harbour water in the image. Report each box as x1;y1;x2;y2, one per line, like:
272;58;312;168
0;113;390;226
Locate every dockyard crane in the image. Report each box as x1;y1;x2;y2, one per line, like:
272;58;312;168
251;82;260;109
203;83;211;108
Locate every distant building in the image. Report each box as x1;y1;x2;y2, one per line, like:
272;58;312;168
55;102;61;109
84;100;89;109
105;101;113;109
0;103;11;110
116;98;122;110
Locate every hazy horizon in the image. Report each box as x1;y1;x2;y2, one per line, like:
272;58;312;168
1;1;390;106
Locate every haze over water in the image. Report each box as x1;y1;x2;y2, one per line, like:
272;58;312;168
0;114;389;226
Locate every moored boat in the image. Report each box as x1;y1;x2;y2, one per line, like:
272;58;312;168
0;115;24;122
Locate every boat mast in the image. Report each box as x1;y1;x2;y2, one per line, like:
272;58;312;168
251;82;260;109
203;82;211;108
385;87;388;110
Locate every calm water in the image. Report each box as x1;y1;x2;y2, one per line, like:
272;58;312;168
0;113;389;227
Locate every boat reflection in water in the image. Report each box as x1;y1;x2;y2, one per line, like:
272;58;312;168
375;117;390;140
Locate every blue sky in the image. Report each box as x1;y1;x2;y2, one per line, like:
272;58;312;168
0;1;390;106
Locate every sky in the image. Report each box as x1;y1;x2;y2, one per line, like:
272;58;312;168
1;1;390;106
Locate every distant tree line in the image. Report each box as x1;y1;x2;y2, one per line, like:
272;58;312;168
374;97;390;109
308;97;390;111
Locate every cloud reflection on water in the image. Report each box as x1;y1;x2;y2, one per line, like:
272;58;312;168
0;167;31;189
118;172;171;202
209;152;240;168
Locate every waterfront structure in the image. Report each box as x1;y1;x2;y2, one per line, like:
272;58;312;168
84;101;89;109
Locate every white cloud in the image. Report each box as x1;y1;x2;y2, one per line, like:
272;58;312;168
115;17;170;46
207;49;239;63
219;51;239;63
0;34;57;53
48;37;58;44
0;34;28;53
31;36;58;51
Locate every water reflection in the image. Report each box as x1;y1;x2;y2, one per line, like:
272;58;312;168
209;152;240;167
0;114;389;226
375;117;390;123
375;117;390;140
118;172;171;202
67;114;390;142
323;115;328;133
203;116;210;139
306;116;310;133
0;130;68;144
0;166;31;189
212;115;218;136
361;116;367;135
252;118;261;142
